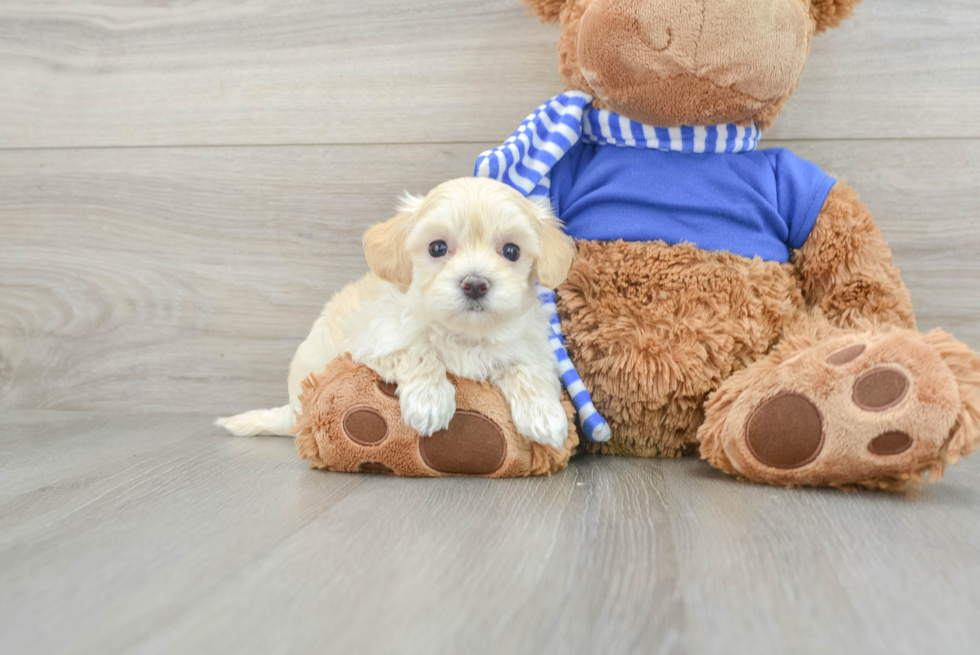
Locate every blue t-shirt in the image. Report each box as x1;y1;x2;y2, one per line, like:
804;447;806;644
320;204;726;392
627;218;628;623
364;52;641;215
548;144;836;263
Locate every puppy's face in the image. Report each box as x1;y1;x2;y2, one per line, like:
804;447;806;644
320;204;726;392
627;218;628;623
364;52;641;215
363;177;575;332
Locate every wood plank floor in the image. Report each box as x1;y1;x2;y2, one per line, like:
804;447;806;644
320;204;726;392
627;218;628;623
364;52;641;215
2;412;979;655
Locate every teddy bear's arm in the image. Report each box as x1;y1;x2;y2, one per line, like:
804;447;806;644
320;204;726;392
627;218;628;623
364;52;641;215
793;181;915;330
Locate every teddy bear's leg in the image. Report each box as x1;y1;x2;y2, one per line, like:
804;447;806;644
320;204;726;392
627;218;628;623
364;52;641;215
794;181;916;330
556;239;804;458
293;356;578;478
699;319;980;489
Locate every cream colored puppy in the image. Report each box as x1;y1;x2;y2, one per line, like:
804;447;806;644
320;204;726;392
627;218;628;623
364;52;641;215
218;177;576;448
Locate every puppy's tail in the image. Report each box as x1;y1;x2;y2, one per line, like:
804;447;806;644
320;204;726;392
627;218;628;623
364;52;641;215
215;404;295;437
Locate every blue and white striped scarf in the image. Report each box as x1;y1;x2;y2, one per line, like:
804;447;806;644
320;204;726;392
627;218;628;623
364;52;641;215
536;283;609;442
475;91;761;443
475;91;761;198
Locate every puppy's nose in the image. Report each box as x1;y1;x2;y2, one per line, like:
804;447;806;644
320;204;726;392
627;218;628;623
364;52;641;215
461;276;490;300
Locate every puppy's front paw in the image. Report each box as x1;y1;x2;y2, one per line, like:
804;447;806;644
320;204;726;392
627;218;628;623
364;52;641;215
511;398;568;449
398;379;456;436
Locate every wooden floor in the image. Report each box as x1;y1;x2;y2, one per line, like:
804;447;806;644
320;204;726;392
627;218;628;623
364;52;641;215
2;1;980;653
1;413;978;655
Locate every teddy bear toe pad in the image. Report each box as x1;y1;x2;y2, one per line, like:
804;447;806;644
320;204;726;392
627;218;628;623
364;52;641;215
343;408;389;446
358;462;395;475
867;431;913;456
851;366;910;411
707;330;970;489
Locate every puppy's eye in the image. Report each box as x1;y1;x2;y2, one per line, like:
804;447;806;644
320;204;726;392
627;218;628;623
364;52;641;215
501;243;520;262
429;240;449;258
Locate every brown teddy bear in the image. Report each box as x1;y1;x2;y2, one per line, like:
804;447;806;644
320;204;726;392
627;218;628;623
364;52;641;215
296;0;980;489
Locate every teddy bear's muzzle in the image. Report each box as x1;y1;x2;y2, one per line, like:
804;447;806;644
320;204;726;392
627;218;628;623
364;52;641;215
576;0;811;126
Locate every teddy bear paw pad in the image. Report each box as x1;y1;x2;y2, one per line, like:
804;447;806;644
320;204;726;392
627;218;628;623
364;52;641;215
418;411;507;476
377;381;398;398
868;431;913;456
826;343;866;366
745;393;824;469
358;462;395;475
852;367;910;411
342;408;389;446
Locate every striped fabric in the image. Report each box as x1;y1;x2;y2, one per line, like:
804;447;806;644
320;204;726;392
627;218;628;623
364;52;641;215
475;91;592;199
582;110;761;153
536;284;611;444
474;91;761;199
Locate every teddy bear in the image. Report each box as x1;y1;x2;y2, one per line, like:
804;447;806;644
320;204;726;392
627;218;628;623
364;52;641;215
295;0;980;489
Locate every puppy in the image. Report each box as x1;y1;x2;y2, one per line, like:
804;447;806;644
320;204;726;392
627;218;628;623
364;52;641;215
218;177;576;448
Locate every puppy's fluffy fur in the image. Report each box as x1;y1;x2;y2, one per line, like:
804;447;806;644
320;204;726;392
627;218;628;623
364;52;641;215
218;177;576;447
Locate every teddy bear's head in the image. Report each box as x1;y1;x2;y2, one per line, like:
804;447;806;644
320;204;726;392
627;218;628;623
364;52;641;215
524;0;862;129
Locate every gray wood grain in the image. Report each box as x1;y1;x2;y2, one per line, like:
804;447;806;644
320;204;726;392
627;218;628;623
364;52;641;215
1;412;978;655
0;0;977;149
2;139;978;413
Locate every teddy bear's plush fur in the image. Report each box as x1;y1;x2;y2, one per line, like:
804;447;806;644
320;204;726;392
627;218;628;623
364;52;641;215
298;0;980;489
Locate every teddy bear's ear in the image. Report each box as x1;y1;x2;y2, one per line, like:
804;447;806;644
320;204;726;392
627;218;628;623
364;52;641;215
522;0;570;23
810;0;863;34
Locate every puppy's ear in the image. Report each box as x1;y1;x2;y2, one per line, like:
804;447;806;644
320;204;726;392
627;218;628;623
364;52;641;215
362;193;423;289
810;0;862;34
522;0;569;23
529;197;576;289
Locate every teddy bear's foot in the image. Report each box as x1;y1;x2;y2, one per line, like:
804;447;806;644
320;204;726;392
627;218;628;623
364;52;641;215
292;355;578;478
699;328;980;490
